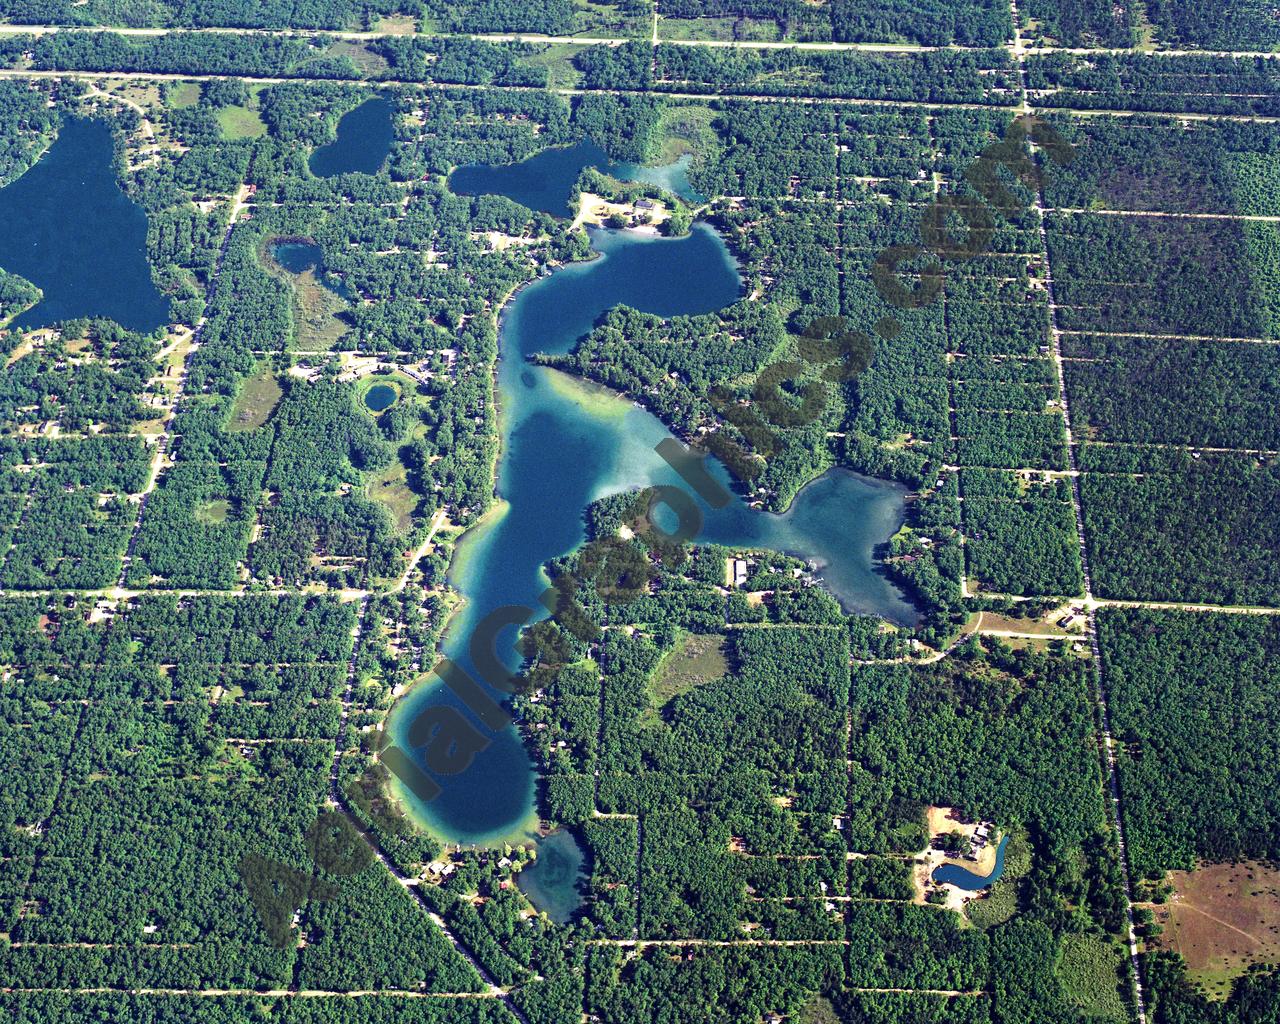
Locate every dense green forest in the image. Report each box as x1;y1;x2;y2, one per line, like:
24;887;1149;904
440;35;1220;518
1022;0;1135;47
0;0;411;30
574;41;1020;102
0;29;552;87
3;21;1280;1022
1098;609;1280;877
514;487;1132;1017
1145;0;1280;50
656;0;1012;47
1081;452;1280;605
1030;53;1280;116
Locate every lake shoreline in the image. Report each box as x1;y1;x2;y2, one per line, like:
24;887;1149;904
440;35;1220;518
382;157;912;849
378;258;553;849
378;223;676;818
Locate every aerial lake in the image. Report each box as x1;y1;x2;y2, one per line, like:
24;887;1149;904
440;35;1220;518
309;96;394;178
449;139;704;217
0;117;169;332
388;217;916;855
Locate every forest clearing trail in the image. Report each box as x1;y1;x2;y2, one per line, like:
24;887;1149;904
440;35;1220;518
116;179;253;588
1012;0;1149;1016
0;987;503;998
392;506;448;592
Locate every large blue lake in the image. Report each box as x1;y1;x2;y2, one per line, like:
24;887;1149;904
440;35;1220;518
0;118;169;332
388;213;916;848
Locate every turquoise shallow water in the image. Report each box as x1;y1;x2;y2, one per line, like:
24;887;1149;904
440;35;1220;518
387;224;916;850
309;97;394;178
0;117;169;332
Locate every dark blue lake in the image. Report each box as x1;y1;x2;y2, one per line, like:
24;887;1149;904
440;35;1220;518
933;835;1010;890
448;139;704;218
0;118;169;332
309;97;394;178
388;223;915;847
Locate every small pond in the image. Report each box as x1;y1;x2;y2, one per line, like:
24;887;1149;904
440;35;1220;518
270;240;354;300
516;830;587;924
364;383;398;412
272;240;324;275
932;835;1010;891
309;97;394;178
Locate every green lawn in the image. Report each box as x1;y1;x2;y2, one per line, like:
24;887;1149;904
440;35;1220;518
216;105;267;140
368;459;421;535
166;82;200;109
195;498;234;525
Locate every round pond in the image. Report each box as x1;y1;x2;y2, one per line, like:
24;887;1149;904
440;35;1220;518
364;383;398;412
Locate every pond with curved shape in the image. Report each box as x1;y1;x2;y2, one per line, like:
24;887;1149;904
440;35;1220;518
516;830;588;926
932;835;1010;891
448;139;704;217
309;97;394;178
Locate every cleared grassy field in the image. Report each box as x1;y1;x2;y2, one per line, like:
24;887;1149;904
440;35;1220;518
654;103;717;165
324;40;391;77
216;104;267;140
1057;934;1128;1022
280;263;351;351
648;632;729;709
658;15;782;42
1150;860;1280;999
796;995;840;1024
368;458;420;535
227;368;284;433
195;498;234;525
523;43;589;90
165;81;200;109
